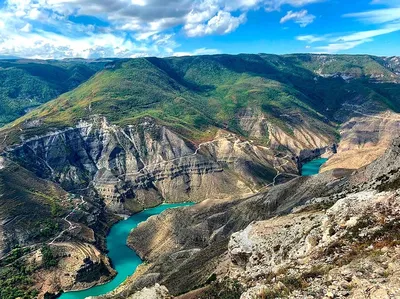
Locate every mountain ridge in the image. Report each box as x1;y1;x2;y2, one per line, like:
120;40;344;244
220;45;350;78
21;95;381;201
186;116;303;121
1;53;400;298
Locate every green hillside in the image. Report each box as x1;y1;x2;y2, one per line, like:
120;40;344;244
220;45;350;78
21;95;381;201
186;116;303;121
2;54;400;145
0;59;107;126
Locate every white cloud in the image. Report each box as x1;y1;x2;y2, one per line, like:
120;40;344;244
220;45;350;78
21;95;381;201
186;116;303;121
185;11;247;37
20;23;32;32
173;47;221;56
280;10;315;27
0;30;137;59
298;23;400;53
296;34;326;43
296;0;400;54
0;0;328;58
333;26;400;42
344;8;400;24
314;39;373;52
265;0;325;11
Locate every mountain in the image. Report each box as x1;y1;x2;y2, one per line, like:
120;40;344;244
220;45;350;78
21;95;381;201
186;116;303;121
99;137;400;299
0;59;108;126
4;54;400;135
3;54;400;152
1;54;400;208
0;157;115;298
0;54;400;298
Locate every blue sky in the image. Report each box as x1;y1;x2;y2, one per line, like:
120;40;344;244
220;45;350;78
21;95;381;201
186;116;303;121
0;0;399;59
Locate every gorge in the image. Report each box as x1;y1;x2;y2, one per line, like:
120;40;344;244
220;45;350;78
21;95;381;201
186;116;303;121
0;54;400;298
59;158;327;299
60;203;194;299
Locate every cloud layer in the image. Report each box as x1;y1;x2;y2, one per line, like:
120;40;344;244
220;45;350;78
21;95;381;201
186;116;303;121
297;1;400;53
280;10;315;27
0;0;323;58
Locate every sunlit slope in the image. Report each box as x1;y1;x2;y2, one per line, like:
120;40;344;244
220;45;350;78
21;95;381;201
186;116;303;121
0;59;107;126
2;54;400;146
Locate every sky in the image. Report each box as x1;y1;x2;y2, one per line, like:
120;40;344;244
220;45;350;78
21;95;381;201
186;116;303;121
0;0;399;59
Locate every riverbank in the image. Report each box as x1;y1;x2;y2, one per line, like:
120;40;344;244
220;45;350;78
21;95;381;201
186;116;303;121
60;158;327;298
59;203;194;299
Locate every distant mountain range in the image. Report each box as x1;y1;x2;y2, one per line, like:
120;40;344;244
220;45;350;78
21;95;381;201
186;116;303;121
1;54;400;143
0;59;107;126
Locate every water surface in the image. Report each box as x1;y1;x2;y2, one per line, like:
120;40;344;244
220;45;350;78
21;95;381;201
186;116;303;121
60;158;326;299
301;158;328;176
60;203;193;299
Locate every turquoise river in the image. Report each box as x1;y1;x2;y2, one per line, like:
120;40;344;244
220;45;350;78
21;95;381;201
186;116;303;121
60;203;194;299
60;158;326;299
301;158;328;176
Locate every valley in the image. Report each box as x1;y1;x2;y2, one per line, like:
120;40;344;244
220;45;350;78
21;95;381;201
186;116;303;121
0;54;399;298
60;159;323;299
60;203;194;299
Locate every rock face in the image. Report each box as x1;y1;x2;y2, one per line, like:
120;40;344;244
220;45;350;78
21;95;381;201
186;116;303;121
0;110;336;297
33;242;116;298
236;108;333;154
322;110;400;172
89;284;170;299
127;284;170;299
100;139;400;299
4;116;304;213
99;169;349;298
384;56;400;76
228;190;400;299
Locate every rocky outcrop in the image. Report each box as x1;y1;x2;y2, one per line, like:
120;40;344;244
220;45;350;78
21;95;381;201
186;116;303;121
4;116;299;213
100;138;400;299
228;190;400;298
33;242;115;297
90;284;170;299
322;110;400;172
98;168;350;298
384;56;400;77
236;107;334;155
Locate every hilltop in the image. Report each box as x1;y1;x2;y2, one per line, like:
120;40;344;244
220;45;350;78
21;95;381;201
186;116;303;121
0;59;108;126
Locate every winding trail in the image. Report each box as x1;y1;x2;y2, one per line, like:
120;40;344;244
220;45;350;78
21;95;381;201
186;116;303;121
1;134;7;145
0;196;85;264
265;154;298;188
49;196;85;245
112;130;298;189
117;134;235;178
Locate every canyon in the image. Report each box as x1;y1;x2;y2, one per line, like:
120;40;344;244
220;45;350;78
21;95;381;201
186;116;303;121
0;54;399;298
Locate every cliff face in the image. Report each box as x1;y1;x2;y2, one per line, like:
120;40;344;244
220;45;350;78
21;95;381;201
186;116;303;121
0;156;116;298
4;116;307;213
236;107;332;155
230;190;400;299
322;111;400;172
0;111;335;298
101;139;400;299
97;169;349;298
32;243;116;297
